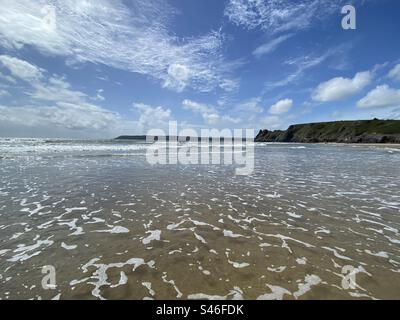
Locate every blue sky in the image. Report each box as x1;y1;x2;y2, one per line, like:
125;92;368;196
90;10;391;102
0;0;400;138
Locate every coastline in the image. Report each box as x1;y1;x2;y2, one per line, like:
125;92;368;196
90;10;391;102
255;119;400;144
254;141;400;147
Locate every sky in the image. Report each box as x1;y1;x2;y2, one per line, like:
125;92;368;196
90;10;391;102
0;0;400;138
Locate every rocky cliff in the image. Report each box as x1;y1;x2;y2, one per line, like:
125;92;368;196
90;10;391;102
255;119;400;143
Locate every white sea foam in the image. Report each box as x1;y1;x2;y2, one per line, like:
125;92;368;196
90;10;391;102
61;242;77;250
70;257;155;300
228;260;250;268
142;230;161;245
58;219;84;236
365;250;389;259
194;232;207;244
267;266;286;272
162;273;183;298
322;246;352;261
0;139;149;156
188;287;243;300
0;249;10;256
286;212;302;218
257;285;291;300
223;230;247;238
296;257;307;265
142;282;155;296
293;274;322;299
8;238;54;262
93;226;129;234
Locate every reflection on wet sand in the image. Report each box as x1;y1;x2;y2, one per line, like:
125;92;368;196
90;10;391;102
0;140;399;299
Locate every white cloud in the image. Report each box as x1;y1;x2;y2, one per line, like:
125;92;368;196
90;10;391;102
269;99;293;115
33;76;87;103
0;55;43;81
182;99;220;125
0;71;17;84
219;78;240;92
182;99;215;115
182;99;243;126
234;97;263;113
265;46;347;89
388;64;400;81
0;55;137;136
0;102;122;131
357;85;400;109
224;0;341;33
0;55;89;103
202;113;221;125
312;71;372;102
222;115;242;124
181;97;292;130
95;89;105;101
163;64;191;92
0;55;179;137
261;116;282;129
0;0;238;93
0;89;10;97
133;102;172;130
253;34;293;58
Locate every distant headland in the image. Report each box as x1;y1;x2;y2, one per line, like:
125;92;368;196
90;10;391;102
115;135;253;142
255;119;400;143
115;119;400;144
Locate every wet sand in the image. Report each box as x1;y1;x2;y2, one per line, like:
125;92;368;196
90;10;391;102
0;140;399;299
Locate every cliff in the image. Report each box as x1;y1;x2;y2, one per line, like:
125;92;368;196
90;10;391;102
255;119;400;143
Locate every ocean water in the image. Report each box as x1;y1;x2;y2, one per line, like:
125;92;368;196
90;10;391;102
0;138;399;300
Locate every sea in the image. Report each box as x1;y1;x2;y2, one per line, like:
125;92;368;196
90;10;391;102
0;138;399;299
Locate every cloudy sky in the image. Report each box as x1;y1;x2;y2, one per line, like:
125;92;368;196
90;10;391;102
0;0;399;138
